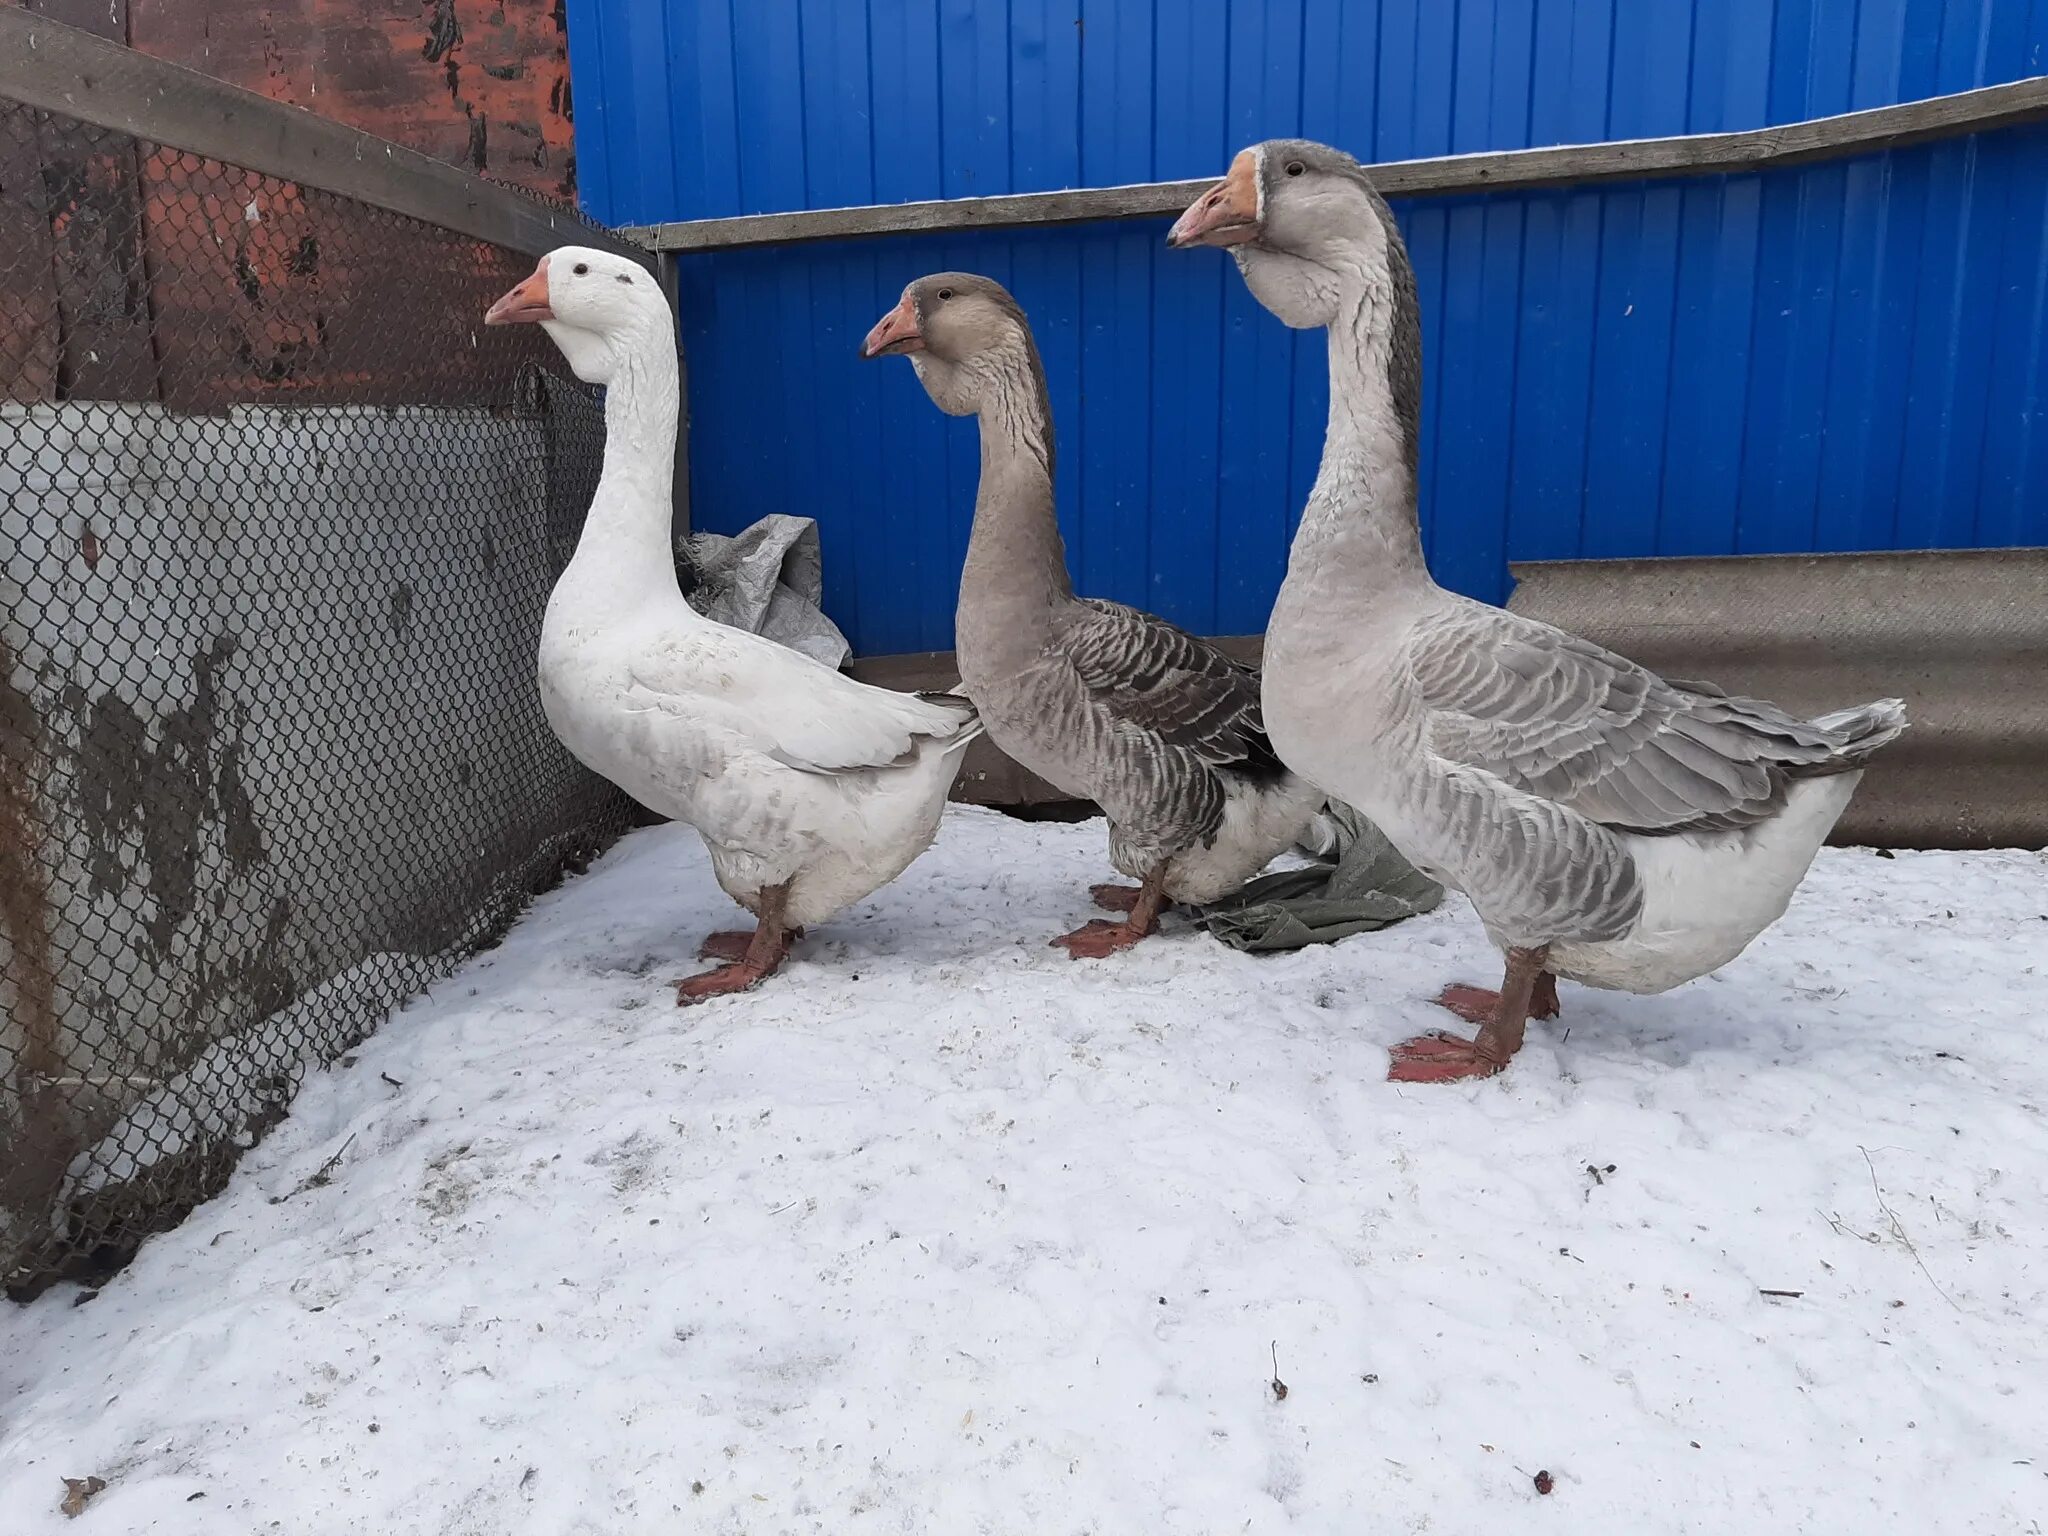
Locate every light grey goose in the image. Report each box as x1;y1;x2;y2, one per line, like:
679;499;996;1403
1169;143;1906;1081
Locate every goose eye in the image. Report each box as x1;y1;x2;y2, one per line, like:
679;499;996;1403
573;262;590;275
937;287;954;301
1284;160;1306;177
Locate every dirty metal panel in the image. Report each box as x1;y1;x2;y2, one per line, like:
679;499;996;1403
0;104;60;402
14;0;588;409
6;1;159;404
36;123;161;403
135;152;518;411
1507;548;2048;851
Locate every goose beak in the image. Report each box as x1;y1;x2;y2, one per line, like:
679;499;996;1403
485;259;554;325
1167;151;1261;249
860;294;924;358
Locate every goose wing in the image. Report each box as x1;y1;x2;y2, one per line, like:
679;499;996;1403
626;624;976;777
1404;605;1856;835
1058;599;1281;773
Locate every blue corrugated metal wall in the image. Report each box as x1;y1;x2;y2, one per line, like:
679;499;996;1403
565;1;2048;657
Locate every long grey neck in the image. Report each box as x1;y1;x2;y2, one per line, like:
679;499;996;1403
561;322;686;609
1291;279;1431;599
956;343;1073;674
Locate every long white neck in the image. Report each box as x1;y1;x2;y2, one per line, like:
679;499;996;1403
1288;274;1430;604
560;319;687;610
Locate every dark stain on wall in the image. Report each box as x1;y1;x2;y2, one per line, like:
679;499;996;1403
421;0;462;63
0;636;63;1086
65;635;267;957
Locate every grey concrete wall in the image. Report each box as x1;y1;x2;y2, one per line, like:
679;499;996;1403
2;398;619;1275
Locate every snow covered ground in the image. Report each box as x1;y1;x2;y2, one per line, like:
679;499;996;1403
3;806;2043;1534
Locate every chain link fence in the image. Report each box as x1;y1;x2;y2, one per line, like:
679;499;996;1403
1;90;634;1298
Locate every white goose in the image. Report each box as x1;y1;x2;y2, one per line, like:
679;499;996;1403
486;247;982;1001
1170;143;1906;1082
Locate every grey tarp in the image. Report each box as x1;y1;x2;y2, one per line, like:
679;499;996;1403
1198;802;1445;952
679;514;851;669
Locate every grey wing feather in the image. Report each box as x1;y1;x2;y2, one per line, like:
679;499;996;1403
1407;607;1903;836
1057;599;1283;775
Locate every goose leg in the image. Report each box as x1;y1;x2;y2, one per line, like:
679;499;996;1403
1090;883;1143;913
1388;945;1551;1083
1433;968;1560;1027
698;924;804;962
1054;865;1168;959
678;883;795;1003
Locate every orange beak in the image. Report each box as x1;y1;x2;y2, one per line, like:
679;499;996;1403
1166;150;1262;249
860;293;924;358
485;258;554;325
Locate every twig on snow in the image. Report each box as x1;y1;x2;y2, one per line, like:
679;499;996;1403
1858;1146;1960;1312
272;1133;356;1204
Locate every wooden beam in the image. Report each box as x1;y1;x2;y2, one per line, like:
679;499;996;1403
0;7;648;267
626;75;2048;253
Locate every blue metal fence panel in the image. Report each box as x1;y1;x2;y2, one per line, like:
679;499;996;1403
565;0;2048;656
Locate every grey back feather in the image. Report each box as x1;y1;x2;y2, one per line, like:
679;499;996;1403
1406;605;1904;837
987;599;1286;863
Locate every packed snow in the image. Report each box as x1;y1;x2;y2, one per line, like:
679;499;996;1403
2;806;2043;1534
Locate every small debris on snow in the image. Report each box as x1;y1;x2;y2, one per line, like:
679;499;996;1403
60;1477;106;1518
1269;1342;1288;1402
273;1134;357;1204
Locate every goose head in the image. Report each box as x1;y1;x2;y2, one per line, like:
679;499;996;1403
1167;140;1398;330
859;273;1037;418
485;245;668;385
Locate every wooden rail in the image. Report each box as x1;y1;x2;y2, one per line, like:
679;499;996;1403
0;7;648;267
626;74;2048;253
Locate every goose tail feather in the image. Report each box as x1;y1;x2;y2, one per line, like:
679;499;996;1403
913;690;988;751
1796;698;1907;775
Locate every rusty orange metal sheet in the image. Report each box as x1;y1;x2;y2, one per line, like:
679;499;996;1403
2;0;577;407
128;0;579;203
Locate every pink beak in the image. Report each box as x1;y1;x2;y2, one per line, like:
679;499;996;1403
485;258;554;325
860;293;925;358
1167;150;1263;249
